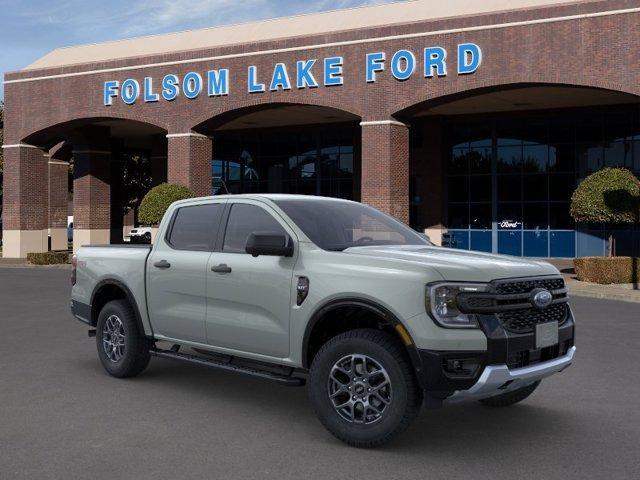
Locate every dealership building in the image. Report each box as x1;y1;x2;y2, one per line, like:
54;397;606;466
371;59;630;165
2;0;640;257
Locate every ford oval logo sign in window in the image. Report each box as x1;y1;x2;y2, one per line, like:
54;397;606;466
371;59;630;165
531;288;553;309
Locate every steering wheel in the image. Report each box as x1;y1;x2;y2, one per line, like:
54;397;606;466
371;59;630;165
354;236;375;245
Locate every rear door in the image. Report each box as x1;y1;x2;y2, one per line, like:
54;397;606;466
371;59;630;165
205;200;297;358
147;200;226;343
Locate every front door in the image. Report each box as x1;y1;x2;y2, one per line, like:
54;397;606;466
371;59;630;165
146;200;226;343
205;200;296;358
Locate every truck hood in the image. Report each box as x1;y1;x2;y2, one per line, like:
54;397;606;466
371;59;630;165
343;245;559;282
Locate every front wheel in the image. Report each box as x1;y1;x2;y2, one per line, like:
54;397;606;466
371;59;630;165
308;329;423;448
479;380;541;407
96;299;151;378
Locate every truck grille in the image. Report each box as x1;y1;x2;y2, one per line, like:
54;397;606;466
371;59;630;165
497;302;568;333
457;276;569;334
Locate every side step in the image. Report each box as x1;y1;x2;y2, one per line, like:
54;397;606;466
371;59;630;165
149;347;306;387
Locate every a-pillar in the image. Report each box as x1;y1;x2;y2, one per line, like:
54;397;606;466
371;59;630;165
360;120;410;224
166;132;212;197
48;143;70;251
71;126;112;251
1;143;49;257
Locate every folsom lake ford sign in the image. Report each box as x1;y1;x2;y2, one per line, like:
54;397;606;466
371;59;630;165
103;43;482;106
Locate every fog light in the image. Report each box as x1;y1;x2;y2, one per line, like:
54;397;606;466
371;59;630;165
444;357;480;377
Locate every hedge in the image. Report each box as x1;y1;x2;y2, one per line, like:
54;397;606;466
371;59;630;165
138;183;195;225
574;256;640;284
27;251;70;265
570;168;640;224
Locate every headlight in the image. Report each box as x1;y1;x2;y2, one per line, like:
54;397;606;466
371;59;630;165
426;283;489;329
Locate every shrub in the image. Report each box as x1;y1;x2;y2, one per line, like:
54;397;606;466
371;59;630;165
138;183;195;225
27;251;70;265
570;168;640;224
574;256;640;284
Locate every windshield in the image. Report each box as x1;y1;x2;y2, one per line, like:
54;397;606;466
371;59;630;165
274;199;431;251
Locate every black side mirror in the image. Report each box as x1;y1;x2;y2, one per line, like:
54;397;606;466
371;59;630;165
245;231;294;257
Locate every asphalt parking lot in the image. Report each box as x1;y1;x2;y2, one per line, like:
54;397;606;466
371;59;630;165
1;267;639;479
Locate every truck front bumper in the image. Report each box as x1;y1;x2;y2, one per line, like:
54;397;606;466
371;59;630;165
414;307;575;400
446;345;575;403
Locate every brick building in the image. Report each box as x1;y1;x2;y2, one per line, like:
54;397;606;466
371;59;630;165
2;0;640;258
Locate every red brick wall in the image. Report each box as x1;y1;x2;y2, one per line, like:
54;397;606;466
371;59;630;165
2;146;48;230
167;135;212;197
361;123;410;222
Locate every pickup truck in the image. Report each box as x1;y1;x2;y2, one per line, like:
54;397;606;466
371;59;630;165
71;194;575;448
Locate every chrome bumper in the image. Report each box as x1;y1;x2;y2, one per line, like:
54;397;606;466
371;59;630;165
446;346;576;403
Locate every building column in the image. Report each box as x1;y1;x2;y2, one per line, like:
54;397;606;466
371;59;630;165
1;143;49;258
166;133;212;197
150;134;168;187
48;143;70;251
71;127;112;251
360;120;410;224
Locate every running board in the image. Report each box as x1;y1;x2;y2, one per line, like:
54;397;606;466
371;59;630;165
149;348;305;386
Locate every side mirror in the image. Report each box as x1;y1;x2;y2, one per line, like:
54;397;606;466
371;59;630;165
245;231;294;257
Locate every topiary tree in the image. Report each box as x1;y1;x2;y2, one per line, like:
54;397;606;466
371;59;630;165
138;183;195;226
570;167;640;256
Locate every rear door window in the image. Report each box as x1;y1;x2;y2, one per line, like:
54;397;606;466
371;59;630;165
167;203;224;251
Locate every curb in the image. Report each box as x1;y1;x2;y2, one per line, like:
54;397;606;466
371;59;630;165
567;284;640;304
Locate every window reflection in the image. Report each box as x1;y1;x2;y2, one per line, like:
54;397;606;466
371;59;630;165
211;125;356;199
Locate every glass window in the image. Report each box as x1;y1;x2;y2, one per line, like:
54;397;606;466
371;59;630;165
497;203;522;230
497;145;522;173
274;199;429;251
549;203;573;229
523;174;548;202
469;146;491;174
223;204;287;253
168;203;224;251
470;203;491;229
522;144;548;173
448;176;469;202
448;204;469;229
470;175;491;202
498;175;522;202
549;174;575;201
523;203;548;229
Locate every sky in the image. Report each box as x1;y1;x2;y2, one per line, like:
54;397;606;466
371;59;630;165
0;0;400;100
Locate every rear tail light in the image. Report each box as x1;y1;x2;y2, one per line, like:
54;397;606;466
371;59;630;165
71;254;77;285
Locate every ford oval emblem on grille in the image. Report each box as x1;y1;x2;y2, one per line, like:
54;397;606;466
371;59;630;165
531;288;553;309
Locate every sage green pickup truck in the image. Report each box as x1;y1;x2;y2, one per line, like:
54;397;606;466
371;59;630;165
71;194;575;448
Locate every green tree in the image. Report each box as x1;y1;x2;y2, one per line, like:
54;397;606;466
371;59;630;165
138;183;194;226
570;167;640;256
120;153;152;224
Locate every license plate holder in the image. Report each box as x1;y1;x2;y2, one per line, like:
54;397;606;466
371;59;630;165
536;321;559;349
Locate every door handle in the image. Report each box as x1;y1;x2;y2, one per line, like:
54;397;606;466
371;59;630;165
211;264;232;274
153;260;171;269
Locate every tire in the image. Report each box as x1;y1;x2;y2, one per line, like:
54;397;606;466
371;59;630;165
308;329;423;448
96;299;151;378
479;380;541;407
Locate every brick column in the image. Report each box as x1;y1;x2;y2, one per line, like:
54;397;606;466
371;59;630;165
71;127;112;251
167;133;212;197
360;120;410;224
48;143;70;251
1;143;49;257
150;134;168;187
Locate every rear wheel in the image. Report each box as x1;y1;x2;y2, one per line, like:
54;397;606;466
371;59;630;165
96;300;151;378
308;329;422;448
479;381;541;407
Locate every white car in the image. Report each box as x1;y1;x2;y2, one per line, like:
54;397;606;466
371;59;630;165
128;227;152;244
